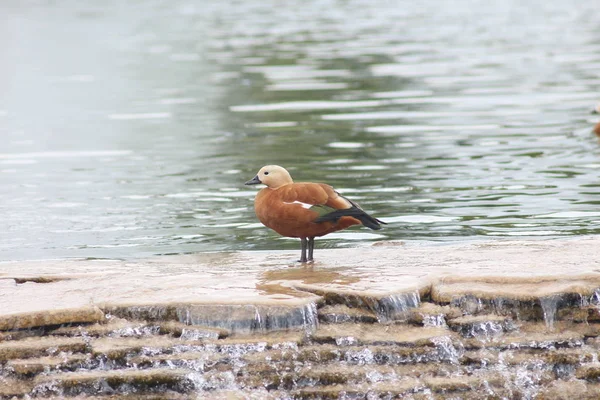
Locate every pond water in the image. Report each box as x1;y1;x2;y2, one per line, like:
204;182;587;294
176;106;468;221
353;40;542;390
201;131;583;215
1;0;600;261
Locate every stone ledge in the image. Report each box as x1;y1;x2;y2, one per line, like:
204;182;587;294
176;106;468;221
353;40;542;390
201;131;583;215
1;237;600;332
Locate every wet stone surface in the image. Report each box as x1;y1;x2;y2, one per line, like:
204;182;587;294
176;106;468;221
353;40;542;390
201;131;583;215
2;238;600;398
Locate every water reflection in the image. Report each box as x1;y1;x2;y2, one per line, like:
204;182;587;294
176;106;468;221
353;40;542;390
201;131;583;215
1;0;600;260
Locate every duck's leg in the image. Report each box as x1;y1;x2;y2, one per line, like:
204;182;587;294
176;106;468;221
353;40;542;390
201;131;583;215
299;237;308;263
307;237;315;261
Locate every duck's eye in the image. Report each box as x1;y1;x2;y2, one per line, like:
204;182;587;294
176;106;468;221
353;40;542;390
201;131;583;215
264;171;269;175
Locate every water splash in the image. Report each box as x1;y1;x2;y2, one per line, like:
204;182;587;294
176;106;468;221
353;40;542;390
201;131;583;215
344;348;374;365
431;336;463;364
179;328;221;340
176;302;319;334
589;288;600;306
465;321;509;341
540;295;561;329
335;336;357;346
421;314;447;327
110;326;161;337
376;291;420;322
451;295;484;315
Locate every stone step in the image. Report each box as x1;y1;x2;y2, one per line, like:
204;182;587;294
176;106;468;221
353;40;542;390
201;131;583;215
538;380;600;399
51;318;229;340
52;318;156;338
312;322;455;346
461;328;585;350
0;336;88;362
6;353;90;375
317;304;378;324
90;336;182;360
32;368;195;396
0;377;34;398
0;306;105;331
43;395;189;400
291;381;420;399
290;376;519;400
407;302;462;326
447;314;515;337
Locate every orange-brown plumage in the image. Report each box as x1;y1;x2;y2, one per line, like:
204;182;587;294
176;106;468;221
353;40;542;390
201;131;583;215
254;182;361;238
245;165;385;262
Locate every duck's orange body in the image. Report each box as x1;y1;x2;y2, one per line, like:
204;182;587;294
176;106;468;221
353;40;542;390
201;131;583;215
246;165;385;262
254;182;360;238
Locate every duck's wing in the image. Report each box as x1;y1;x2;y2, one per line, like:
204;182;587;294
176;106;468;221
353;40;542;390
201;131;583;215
280;183;386;230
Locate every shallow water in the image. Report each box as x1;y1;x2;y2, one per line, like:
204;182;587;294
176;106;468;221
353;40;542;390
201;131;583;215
1;0;600;260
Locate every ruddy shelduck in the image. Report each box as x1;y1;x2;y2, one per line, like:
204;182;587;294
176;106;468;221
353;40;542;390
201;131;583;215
245;165;386;262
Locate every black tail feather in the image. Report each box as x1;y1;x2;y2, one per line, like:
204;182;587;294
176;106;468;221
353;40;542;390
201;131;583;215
314;206;386;230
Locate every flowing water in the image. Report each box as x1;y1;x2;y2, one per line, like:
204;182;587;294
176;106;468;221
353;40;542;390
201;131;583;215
1;0;600;261
3;277;600;399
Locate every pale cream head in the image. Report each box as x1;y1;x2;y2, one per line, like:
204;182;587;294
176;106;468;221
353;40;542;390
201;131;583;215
255;165;294;189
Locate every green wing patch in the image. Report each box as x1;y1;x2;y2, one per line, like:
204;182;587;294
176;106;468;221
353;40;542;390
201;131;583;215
309;204;337;217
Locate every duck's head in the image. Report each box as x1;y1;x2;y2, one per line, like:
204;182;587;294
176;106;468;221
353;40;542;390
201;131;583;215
245;165;293;189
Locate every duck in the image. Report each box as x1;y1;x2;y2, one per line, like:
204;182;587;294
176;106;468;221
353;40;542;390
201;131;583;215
245;165;386;262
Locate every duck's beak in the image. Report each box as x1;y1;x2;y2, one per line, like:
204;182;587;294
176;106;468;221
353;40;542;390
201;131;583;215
245;175;262;185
